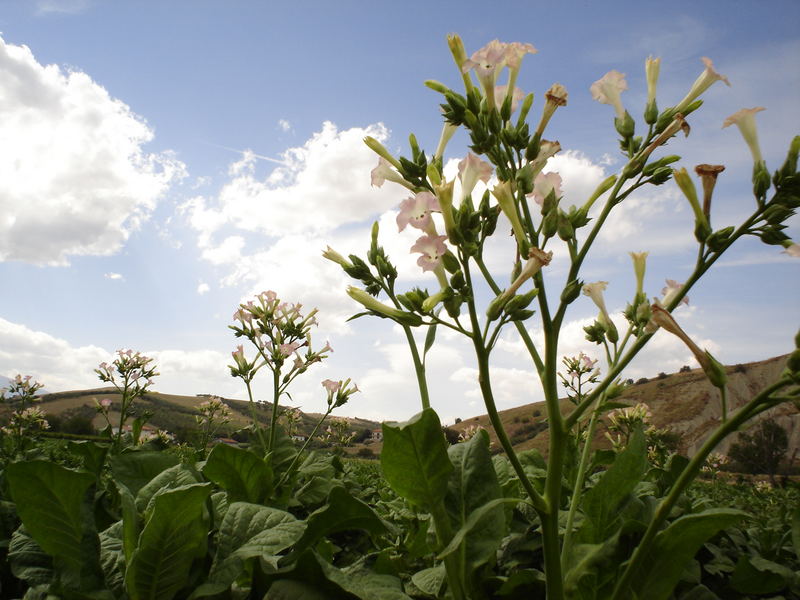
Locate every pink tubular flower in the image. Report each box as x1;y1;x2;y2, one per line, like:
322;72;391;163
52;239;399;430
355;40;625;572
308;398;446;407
278;341;302;357
410;234;449;272
322;379;341;394
503;41;537;70
461;39;508;89
661;279;689;307
458;153;493;199
590;70;628;120
530;172;563;206
396;192;440;232
371;157;413;190
494;84;525;113
783;243;800;257
100;398;112;408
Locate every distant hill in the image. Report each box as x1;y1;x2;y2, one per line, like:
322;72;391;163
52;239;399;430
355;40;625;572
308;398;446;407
2;356;796;462
0;386;380;439
444;354;798;460
0;374;48;395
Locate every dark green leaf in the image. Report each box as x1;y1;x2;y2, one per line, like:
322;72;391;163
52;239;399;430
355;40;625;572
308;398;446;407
136;463;200;512
209;502;306;588
111;451;179;496
438;497;521;560
380;409;453;510
295;486;391;554
264;580;333;600
125;483;212;600
410;565;445;596
579;425;647;543
98;522;126;597
443;429;507;571
6;461;95;571
632;508;746;600
8;526;53;586
203;443;273;504
730;555;794;594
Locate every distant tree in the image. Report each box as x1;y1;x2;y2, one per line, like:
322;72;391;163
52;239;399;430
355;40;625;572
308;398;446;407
657;372;667;380
62;415;95;435
442;427;460;445
454;417;462;424
353;428;372;444
728;418;788;482
356;447;375;459
679;365;691;373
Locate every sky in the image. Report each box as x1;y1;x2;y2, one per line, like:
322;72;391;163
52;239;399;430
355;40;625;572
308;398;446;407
0;0;798;425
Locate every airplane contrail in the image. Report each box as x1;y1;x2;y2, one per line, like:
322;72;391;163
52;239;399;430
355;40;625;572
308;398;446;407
200;141;289;166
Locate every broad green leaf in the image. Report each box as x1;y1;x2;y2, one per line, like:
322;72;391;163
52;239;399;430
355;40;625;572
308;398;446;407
295;486;391;553
678;584;721;600
579;425;647;543
380;409;452;510
98;522;126;598
563;534;620;594
68;441;109;478
730;555;795;594
125;483;212;600
6;461;95;571
296;475;341;507
264;580;334;600
631;508;746;600
297;451;337;479
326;565;411;600
203;443;273;504
496;569;546;597
135;463;200;513
444;429;507;572
438;497;522;560
111;451;179;496
410;565;445;596
8;526;53;586
423;321;438;357
209;502;306;588
117;482;139;563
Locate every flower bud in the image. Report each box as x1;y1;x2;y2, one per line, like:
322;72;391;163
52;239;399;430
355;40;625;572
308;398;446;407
560;279;583;305
347;287;422;326
364;136;401;169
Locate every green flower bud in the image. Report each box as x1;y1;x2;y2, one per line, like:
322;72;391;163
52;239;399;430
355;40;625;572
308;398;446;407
560;279;583;305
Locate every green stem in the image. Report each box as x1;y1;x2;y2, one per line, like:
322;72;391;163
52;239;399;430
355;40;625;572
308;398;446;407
719;385;728;423
561;397;604;567
276;406;333;489
475;256;545;377
245;379;269;455
463;262;547;513
610;375;794;599
401;324;430;410
268;369;280;452
430;499;467;600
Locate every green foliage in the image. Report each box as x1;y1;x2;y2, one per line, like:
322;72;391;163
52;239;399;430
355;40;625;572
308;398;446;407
728;418;789;477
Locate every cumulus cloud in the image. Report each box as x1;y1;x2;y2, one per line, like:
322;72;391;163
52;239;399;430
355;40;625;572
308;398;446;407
35;0;92;15
104;272;124;281
0;37;184;265
0;316;243;398
278;119;292;132
197;282;210;295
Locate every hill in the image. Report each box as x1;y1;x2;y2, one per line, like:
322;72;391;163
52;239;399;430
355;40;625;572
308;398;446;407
443;354;798;460
0;387;380;440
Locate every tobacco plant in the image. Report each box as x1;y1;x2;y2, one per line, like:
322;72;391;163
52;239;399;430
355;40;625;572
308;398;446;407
327;35;800;599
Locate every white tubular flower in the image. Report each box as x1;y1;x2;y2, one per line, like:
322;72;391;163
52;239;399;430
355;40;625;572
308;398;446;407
583;281;618;342
434;122;458;160
675;57;730;114
536;83;568;136
371;157;415;190
590;70;628;120
645;56;661;107
629;251;648;296
723;107;766;165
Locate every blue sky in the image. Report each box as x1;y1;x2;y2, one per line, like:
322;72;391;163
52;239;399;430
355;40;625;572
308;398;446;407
0;0;798;424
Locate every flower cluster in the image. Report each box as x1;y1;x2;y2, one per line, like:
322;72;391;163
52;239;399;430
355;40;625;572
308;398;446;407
458;424;486;443
559;353;600;402
323;417;356;447
229;290;331;381
0;374;44;408
95;349;159;396
701;452;729;478
1;406;50;438
321;378;360;410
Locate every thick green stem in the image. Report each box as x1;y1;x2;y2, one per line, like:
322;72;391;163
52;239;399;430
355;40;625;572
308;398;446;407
401;324;431;410
268;369;280;452
610;375;794;599
245;379;269;455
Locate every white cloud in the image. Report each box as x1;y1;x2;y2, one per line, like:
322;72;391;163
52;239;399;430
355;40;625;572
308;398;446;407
278;119;292;132
0;37;184;265
197;282;210;295
104;272;124;281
